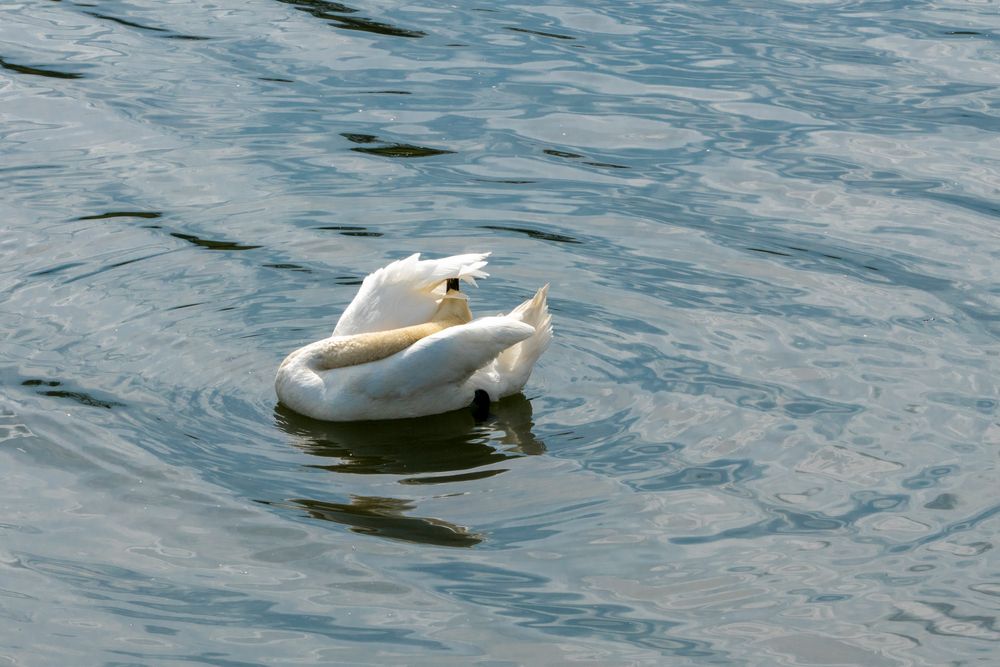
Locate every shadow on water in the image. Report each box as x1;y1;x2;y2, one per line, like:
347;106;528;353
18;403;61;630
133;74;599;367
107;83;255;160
269;395;545;546
276;0;426;39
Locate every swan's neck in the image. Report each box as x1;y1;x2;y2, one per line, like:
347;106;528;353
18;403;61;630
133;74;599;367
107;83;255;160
311;292;472;371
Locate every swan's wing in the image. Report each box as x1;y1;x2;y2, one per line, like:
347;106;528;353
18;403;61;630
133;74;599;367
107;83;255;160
333;253;490;336
365;317;534;398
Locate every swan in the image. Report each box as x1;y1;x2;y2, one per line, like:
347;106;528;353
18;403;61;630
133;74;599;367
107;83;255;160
275;252;552;421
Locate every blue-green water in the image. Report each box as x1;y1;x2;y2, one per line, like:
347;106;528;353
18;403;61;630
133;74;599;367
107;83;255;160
2;1;998;664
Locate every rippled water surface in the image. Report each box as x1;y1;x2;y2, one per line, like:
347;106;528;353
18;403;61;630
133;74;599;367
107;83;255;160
3;1;999;664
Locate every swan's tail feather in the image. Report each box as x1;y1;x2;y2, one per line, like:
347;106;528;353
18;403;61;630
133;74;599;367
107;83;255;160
494;285;552;397
334;253;490;335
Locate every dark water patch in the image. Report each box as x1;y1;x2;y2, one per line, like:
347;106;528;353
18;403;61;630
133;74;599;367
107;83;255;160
399;468;507;485
341;133;379;144
367;90;410;95
341;132;454;157
480;225;581;245
473;178;537;184
276;0;425;38
169;232;261;251
85;11;168;32
276;0;356;17
332;16;425;38
165;302;204;311
161;34;212;41
40;391;124;410
507;27;575;40
258;76;294;83
352;144;453;158
316;225;383;237
583;161;630;169
84;10;212;39
263;263;313;273
541;148;631;169
29;262;86;277
274;496;483;547
0;56;84;80
748;242;887;276
747;246;792;258
76;211;162;221
411;562;723;657
924;494;959;510
339;134;453;158
22;380;125;410
942;30;984;37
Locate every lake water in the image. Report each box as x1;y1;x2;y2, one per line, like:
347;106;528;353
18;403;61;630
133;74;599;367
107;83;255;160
2;1;998;664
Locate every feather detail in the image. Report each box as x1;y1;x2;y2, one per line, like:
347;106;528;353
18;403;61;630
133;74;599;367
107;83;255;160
333;253;489;336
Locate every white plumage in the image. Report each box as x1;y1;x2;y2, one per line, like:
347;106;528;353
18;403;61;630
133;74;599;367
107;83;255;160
275;253;551;421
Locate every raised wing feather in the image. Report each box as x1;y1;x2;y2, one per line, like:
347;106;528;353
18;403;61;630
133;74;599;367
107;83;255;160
333;253;490;336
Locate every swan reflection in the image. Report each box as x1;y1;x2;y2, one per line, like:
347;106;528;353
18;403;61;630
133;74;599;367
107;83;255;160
271;395;545;546
274;394;544;479
283;496;483;547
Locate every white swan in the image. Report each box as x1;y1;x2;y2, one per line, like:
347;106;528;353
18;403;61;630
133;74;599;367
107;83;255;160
275;252;551;421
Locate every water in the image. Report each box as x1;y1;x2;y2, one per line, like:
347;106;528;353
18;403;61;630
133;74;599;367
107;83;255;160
2;0;998;664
